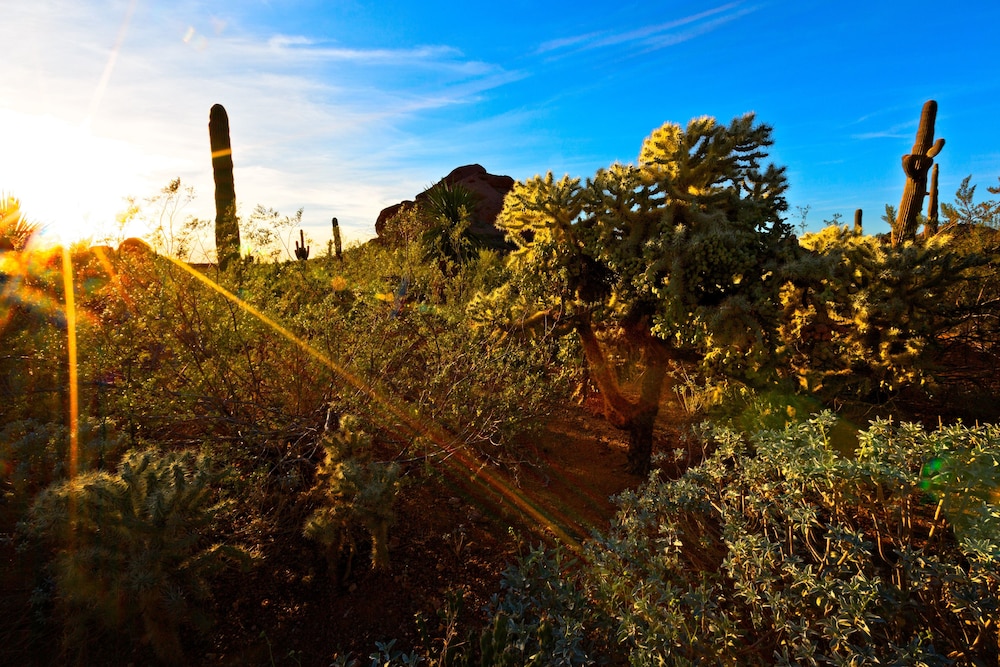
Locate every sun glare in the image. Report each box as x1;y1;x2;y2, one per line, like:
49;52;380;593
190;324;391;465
0;108;153;246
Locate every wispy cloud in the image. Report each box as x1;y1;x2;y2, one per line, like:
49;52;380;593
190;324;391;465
851;120;918;141
536;2;754;56
3;0;525;245
264;35;462;64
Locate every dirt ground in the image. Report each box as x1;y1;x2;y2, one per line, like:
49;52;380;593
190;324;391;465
201;397;692;666
0;392;695;667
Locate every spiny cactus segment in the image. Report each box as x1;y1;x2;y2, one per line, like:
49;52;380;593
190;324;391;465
332;217;343;261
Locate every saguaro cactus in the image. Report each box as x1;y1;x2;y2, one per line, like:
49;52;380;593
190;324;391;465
893;100;945;247
295;229;310;260
332;217;343;261
209;104;240;271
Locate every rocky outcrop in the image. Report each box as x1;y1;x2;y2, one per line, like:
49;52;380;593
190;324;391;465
375;164;515;247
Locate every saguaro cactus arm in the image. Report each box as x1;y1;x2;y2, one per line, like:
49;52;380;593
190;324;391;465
209;104;241;271
894;100;945;247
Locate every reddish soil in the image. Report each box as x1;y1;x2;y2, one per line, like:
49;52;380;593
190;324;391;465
0;395;695;667
201;399;692;666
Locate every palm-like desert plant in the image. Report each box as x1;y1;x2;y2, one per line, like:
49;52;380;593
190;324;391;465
1;195;39;251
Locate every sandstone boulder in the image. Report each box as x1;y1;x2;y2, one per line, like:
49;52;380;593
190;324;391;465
375;164;515;248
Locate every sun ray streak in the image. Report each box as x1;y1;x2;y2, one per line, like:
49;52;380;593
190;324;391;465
160;256;583;550
61;245;80;546
84;0;138;130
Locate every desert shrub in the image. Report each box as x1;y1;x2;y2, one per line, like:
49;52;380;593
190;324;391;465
780;224;995;401
436;415;1000;666
301;242;570;463
303;415;401;579
25;447;250;664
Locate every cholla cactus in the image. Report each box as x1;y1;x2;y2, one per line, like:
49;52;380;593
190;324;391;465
303;416;400;582
894;100;945;247
27;449;249;664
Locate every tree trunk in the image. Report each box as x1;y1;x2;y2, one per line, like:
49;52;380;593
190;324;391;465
626;409;656;477
575;312;670;476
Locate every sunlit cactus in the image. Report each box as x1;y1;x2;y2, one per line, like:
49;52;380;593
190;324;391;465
209;104;241;271
303;416;400;584
26;449;250;664
894;100;945;247
854;208;863;235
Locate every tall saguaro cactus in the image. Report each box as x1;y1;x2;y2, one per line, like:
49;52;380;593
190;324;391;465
209;104;240;271
332;217;343;261
893;100;945;247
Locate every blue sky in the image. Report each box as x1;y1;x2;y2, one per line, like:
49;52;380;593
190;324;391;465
4;0;999;251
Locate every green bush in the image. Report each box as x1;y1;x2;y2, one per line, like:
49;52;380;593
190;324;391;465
453;415;1000;666
25;448;250;664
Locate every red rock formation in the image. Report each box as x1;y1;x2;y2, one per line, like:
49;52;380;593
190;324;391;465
375;164;515;247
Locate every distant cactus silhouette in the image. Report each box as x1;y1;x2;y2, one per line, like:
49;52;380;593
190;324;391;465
295;229;310;260
209;104;241;271
854;208;863;235
894;100;945;247
332;217;343;261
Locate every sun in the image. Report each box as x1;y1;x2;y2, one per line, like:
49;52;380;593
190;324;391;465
0;108;152;246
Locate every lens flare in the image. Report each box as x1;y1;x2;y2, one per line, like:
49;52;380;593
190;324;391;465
158;255;585;550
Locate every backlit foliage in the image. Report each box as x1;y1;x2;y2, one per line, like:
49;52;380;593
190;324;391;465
484;113;796;474
780;223;996;398
303;415;401;577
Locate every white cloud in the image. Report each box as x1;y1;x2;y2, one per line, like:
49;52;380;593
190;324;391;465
3;0;522;249
536;2;753;57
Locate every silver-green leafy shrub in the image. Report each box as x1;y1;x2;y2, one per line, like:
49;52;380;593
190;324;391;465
577;414;1000;665
442;415;998;666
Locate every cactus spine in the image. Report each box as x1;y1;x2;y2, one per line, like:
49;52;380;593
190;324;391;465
893;100;945;247
295;229;310;260
332;217;343;261
209;104;240;271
